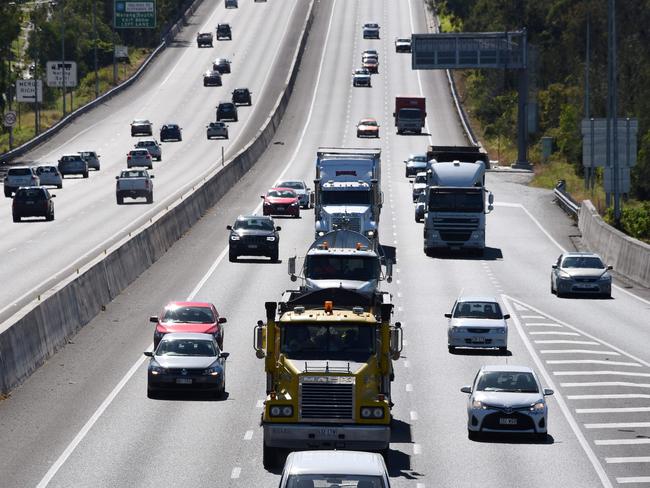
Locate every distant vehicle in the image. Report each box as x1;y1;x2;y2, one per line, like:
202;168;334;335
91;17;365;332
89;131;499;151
144;333;229;399
58;154;89;178
196;32;213;47
35;165;63;188
352;68;371;87
362;49;378;60
446;296;509;353
395;37;412;52
160;123;182;142
216;23;232;40
126;148;153;169
232;87;252;106
134;139;162;161
363;23;380;39
362;56;379;73
131;119;153;136
12;186;55;222
78;150;101;171
149;301;227;349
115;169;154;204
411;171;427;202
394;96;426;134
356;118;379;138
415;191;426;223
262;188;300;218
216;101;238;122
254;0;267;2
279;451;390;488
203;69;222;87
225;0;238;7
206;121;229;139
551;252;613;298
276;180;311;208
213;57;231;74
4;166;39;197
404;153;428;177
461;365;553;440
227;215;281;262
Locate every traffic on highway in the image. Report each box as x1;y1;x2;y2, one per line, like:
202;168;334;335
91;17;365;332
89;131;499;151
1;1;649;487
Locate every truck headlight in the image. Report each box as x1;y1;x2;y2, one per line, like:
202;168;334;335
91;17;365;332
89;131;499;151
230;235;240;241
365;230;375;238
361;407;384;419
269;405;293;417
266;236;276;241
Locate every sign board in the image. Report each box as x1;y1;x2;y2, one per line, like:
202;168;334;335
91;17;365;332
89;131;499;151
46;61;78;88
16;79;43;103
412;32;527;70
114;45;129;59
604;166;631;194
114;0;156;29
581;118;638;168
3;111;17;127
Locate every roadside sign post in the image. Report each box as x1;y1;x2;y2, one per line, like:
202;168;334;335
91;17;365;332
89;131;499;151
3;111;17;150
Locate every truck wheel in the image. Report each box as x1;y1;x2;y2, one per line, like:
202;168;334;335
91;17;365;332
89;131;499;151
46;211;54;221
12;214;20;222
57;184;63;189
262;444;280;470
448;345;455;353
83;172;89;178
5;189;12;197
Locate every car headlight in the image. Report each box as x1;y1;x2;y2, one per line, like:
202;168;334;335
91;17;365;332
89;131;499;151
230;235;240;241
360;407;384;419
150;361;165;375
266;236;276;241
472;399;487;410
496;328;507;334
290;202;298;206
263;201;271;206
599;273;611;281
269;405;293;417
365;230;375;237
530;401;545;412
203;366;221;376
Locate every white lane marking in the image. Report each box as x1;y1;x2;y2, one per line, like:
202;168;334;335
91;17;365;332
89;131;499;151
596;439;650;446
548;360;641;367
416;484;426;488
535;340;600;345
244;430;254;441
617;477;650;484
502;296;613;488
8;248;16;253
587;423;650;430
606;457;650;464
410;411;418;421
403;360;410;368
561;382;650;388
525;323;563;327
569;394;650;400
555;371;650;378
257;399;265;408
530;331;580;336
577;407;650;414
231;467;241;479
406;384;413;392
541;350;620;356
413;444;422;455
513;303;529;311
521;315;545;319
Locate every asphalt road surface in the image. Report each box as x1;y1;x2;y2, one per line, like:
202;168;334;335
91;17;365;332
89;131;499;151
1;0;650;487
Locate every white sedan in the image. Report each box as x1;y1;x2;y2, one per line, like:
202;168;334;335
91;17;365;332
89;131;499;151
276;179;312;208
446;296;509;353
461;365;554;440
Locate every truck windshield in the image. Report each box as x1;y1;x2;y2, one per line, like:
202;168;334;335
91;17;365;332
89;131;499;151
398;108;422;119
321;191;371;205
429;190;483;212
306;255;379;281
281;324;375;361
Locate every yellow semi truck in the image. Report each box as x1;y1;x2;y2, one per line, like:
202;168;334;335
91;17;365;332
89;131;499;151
253;288;403;469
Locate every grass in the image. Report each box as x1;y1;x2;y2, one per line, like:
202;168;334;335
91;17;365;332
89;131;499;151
1;47;151;155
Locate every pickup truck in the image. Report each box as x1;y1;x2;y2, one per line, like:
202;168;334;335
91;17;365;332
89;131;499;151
115;169;154;205
4;166;40;197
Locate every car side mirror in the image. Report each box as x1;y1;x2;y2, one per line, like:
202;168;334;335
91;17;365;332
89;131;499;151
219;352;230;359
276;226;281;231
150;175;155;178
226;225;233;230
51;194;57;198
115;176;119;179
444;313;452;318
260;195;265;199
551;264;557;269
144;351;154;357
460;386;472;394
503;314;510;319
543;389;554;396
607;265;613;270
149;316;159;323
218;317;227;324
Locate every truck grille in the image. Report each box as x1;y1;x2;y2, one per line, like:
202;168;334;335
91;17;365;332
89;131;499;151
300;378;354;421
332;216;361;232
439;231;472;242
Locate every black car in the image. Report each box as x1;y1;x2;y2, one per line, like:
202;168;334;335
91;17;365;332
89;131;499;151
203;70;222;87
232;88;252;106
227;215;280;262
216;23;232;40
160;124;182;142
213;57;231;74
197;32;213;47
216;101;238;122
12;186;55;222
131;119;153;136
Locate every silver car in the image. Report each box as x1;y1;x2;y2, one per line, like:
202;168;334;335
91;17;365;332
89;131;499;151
206;121;229;139
276;179;312;208
461;365;553;440
135;139;162;161
127;148;153;169
415;191;426;223
78;150;101;170
35;165;63;188
352;68;371;87
404;153;428;177
551;252;612;298
412;172;427;202
144;333;229;398
446;296;509;353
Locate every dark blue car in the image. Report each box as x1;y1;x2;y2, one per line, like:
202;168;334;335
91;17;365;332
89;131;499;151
160;123;182;142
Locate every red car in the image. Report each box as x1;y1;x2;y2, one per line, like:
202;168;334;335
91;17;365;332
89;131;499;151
150;302;226;349
261;187;300;217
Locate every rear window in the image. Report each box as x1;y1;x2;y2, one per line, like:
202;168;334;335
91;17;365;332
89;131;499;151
16;188;45;199
9;168;32;176
36;167;55;173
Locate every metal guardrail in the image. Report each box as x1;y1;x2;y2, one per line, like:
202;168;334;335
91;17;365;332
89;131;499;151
554;179;580;218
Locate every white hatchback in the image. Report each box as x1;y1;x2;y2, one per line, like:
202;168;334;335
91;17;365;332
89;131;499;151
35;165;63;188
446;296;509;353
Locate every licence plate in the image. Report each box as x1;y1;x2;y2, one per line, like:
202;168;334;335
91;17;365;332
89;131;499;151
176;378;192;385
248;244;258;249
26;201;35;205
471;337;486;344
276;206;285;211
576;283;594;288
499;418;517;425
316;428;338;438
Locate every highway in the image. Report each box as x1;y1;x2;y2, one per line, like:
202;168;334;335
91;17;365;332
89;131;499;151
2;0;650;487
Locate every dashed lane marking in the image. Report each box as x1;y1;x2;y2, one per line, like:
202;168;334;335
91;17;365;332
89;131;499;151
587;422;650;429
521;315;545;319
244;430;254;440
406;384;413;392
525;322;563;327
569;394;650;400
606;457;650;464
410;411;418;421
554;371;650;378
576;407;650;414
561;382;650;388
256;400;264;408
231;467;241;479
530;331;581;336
617;477;650;484
535;340;600;345
542;349;620;356
596;439;650;446
413;444;422;455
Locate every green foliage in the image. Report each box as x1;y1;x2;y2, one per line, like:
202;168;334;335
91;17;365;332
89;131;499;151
605;202;650;242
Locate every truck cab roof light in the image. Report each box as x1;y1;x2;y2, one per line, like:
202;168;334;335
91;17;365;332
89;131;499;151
324;301;333;314
294;306;305;314
352;306;364;315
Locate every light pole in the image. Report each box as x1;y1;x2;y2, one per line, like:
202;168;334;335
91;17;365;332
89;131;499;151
606;0;620;224
58;0;66;116
92;0;99;98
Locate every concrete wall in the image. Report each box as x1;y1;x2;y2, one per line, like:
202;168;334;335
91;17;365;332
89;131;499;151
579;200;650;287
0;0;315;395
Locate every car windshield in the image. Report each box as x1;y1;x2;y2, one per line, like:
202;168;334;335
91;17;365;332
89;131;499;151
365;24;378;28
234;218;274;231
409;155;427;162
321;191;371;205
16;189;44;199
360;120;377;126
281;324;375;361
277;181;304;190
476;371;539;393
414;174;427;184
61;156;81;162
79;152;95;157
453;301;503;319
133;120;149;125
268;189;297;198
286;475;387;488
355;69;369;75
36;167;54;173
216;59;228;64
156;339;217;357
163;306;215;323
210;123;225;128
429;189;484;212
398;38;410;43
306;255;380;281
137;141;155;147
561;256;604;269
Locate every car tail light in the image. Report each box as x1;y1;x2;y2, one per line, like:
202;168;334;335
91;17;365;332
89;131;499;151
127;155;131;159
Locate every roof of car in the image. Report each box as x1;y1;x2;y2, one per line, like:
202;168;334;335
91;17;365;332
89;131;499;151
457;296;499;303
562;252;601;257
359;118;377;124
238;214;273;220
164;301;214;309
132;119;150;124
480;365;535;373
158;332;215;342
285;450;385;476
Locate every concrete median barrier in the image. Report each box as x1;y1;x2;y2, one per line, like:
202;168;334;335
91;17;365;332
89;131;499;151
0;0;315;395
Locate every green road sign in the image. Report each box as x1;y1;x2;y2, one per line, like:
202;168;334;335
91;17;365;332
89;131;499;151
114;0;156;29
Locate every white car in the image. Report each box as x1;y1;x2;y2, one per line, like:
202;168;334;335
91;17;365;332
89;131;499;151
352;68;371;87
4;166;40;197
206;121;229;139
134;139;162;161
279;450;390;488
551;252;612;298
415;191;426;223
363;23;380;39
395;37;412;52
276;179;312;208
35;165;63;188
411;171;427;202
127;148;153;169
461;365;554;440
446;296;509;353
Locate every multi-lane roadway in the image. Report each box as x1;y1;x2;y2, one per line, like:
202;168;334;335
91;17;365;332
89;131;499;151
2;0;650;487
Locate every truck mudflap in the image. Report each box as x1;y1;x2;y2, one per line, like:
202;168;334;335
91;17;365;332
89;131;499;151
263;423;390;450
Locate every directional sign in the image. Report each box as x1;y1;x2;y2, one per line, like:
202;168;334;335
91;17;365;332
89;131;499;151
581;118;638;168
46;61;78;88
16;79;43;103
114;45;129;59
3;111;17;127
114;0;156;29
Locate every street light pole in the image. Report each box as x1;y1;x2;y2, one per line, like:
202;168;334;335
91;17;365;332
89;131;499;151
93;0;99;98
60;0;66;116
607;0;620;224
